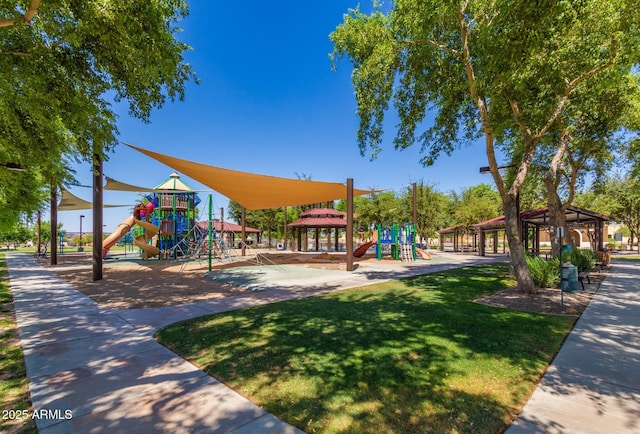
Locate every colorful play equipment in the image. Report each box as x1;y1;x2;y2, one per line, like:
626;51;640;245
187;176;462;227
376;223;417;262
143;173;201;257
102;173;204;259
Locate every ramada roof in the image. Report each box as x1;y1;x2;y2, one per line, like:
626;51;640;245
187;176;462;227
197;220;261;233
472;205;612;230
288;207;347;228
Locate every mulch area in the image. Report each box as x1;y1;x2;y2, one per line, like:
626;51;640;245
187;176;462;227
43;251;376;310
475;269;608;316
42;251;608;316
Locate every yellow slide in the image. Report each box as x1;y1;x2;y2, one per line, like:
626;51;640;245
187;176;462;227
102;216;160;259
415;247;432;260
102;215;136;258
133;218;160;259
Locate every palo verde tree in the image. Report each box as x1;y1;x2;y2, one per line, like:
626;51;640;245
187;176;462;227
332;0;640;292
0;1;196;228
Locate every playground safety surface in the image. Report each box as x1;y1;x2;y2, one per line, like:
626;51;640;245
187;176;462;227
44;250;457;309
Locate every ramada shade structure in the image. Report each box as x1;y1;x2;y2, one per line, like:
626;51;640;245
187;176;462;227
125;143;377;210
287;208;347;252
473;205;611;256
196;219;261;248
439;205;612;255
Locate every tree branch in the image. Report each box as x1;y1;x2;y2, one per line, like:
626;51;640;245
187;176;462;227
0;51;30;57
403;38;461;57
535;55;615;142
0;0;41;28
458;2;506;197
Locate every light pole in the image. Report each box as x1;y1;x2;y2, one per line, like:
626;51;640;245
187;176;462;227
79;215;85;252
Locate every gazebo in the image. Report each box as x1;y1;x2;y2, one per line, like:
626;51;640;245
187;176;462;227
287;208;347;252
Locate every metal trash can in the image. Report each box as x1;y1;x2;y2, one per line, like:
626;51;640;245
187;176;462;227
561;263;579;293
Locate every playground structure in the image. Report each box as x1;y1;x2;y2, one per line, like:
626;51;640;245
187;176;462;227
354;223;423;261
376;223;417;261
102;173;213;260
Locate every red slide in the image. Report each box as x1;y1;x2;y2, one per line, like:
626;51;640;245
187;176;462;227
353;241;376;258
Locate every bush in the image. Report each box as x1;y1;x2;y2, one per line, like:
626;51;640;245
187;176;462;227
569;249;596;273
526;255;560;288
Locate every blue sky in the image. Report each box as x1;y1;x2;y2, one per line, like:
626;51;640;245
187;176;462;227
54;1;493;233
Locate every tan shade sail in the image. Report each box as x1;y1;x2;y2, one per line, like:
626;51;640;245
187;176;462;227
58;188;129;211
104;176;155;192
125;143;377;210
104;176;199;193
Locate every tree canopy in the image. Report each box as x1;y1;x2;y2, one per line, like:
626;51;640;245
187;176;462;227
0;0;196;230
332;0;640;292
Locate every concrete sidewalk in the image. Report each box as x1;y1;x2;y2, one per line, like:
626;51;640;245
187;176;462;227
507;260;640;434
7;252;499;433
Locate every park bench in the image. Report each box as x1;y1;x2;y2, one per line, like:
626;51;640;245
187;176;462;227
33;244;47;260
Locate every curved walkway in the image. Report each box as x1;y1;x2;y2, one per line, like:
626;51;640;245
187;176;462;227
7;252;499;433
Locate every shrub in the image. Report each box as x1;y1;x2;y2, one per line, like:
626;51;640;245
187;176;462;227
569;249;596;273
526;255;560;288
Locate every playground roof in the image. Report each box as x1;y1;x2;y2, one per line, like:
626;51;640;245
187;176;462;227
154;173;195;191
125;143;378;210
58;188;128;211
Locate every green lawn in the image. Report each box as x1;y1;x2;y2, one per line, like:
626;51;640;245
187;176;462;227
157;264;575;434
0;253;36;433
613;255;640;261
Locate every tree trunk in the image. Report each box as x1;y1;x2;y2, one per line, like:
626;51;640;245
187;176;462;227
503;194;536;294
545;186;573;257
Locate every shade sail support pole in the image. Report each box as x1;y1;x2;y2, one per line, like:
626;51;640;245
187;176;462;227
346;178;354;272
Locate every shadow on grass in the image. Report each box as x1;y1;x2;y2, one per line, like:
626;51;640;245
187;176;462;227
158;264;575;433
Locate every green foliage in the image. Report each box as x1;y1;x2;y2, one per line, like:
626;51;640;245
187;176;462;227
526;255;560;288
603;175;640;240
0;221;32;247
569;249;596;273
450;183;502;228
398;181;451;241
1;1;197;229
331;0;640;166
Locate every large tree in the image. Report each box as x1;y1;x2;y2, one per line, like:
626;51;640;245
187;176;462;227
0;1;196;229
332;0;639;292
